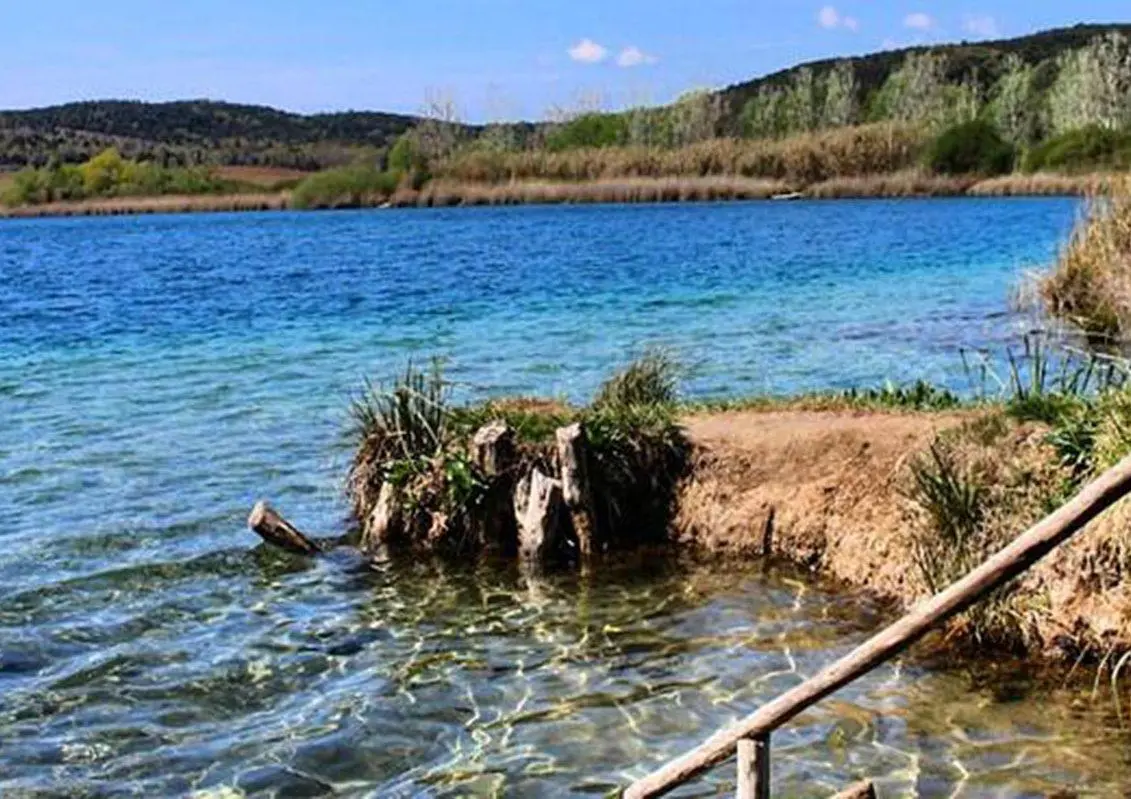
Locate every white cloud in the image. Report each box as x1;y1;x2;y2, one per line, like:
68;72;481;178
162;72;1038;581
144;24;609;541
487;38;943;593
568;38;608;64
963;14;999;38
817;6;860;31
903;12;935;30
616;46;658;68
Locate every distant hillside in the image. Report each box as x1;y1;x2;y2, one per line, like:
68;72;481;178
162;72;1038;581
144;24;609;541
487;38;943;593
0;100;425;170
2;22;1131;171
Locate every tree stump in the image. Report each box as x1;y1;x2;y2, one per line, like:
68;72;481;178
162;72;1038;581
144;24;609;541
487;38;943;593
248;501;320;556
361;482;403;554
556;422;598;558
473;421;519;553
514;467;566;562
473;420;515;477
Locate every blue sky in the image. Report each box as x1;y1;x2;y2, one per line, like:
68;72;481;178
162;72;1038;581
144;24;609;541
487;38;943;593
1;1;1127;120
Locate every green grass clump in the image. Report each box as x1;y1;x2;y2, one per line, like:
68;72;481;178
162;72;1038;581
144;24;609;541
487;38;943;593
593;351;679;410
290;165;399;209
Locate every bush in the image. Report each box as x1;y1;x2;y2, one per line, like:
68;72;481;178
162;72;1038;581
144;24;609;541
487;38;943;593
289;165;398;209
926;120;1015;175
1022;126;1131;173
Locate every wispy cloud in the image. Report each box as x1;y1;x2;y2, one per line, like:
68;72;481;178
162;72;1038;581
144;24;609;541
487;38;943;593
903;12;935;31
962;13;999;38
616;46;658;68
817;5;859;31
567;38;608;64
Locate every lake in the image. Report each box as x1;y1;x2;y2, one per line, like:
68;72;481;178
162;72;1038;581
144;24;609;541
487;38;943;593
5;199;1129;797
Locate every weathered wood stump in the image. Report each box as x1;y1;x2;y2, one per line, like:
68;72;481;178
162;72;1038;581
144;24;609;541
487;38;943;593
360;482;403;555
556;422;597;558
473;421;518;553
248;501;320;556
514;467;566;562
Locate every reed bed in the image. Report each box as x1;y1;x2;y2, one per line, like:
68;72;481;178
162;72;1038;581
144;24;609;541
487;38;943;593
437;123;927;185
804;170;974;198
0;192;288;218
968;172;1115;197
1040;178;1131;339
388;176;791;207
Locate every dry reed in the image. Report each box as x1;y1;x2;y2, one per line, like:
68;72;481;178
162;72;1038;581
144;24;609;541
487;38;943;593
968;172;1114;197
437;123;927;185
1040;178;1131;339
804;170;974;198
388;176;791;207
0;192;288;218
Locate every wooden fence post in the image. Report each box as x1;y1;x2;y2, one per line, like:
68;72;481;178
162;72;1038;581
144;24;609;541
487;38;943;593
736;734;770;799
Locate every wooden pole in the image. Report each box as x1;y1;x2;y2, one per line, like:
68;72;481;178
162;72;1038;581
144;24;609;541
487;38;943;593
247;501;320;556
735;735;769;799
624;455;1131;799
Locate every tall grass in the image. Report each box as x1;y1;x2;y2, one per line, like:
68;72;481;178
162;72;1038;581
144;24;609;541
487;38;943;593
435;123;927;185
1041;179;1131;341
388;176;789;206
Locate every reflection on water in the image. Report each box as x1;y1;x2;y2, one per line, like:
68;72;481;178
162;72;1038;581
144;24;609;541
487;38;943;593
2;550;1128;797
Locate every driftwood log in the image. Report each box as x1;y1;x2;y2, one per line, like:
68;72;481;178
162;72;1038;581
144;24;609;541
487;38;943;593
514;467;565;561
248;501;320;556
829;781;876;799
556;423;597;558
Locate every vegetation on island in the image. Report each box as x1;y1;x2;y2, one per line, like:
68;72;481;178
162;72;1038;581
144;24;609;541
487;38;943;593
347;354;690;558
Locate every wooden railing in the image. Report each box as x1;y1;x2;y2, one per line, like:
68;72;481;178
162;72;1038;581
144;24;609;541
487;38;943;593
624;455;1131;799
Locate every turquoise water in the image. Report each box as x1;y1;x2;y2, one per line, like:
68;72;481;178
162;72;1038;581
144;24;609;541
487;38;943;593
6;199;1131;797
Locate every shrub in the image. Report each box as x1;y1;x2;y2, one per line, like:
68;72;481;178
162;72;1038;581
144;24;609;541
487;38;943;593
1022;126;1131;173
926;120;1015;175
289;165;398;209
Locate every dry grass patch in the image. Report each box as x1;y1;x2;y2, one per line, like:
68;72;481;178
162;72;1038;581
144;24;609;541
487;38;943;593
805;170;973;198
1040;178;1131;341
214;165;311;188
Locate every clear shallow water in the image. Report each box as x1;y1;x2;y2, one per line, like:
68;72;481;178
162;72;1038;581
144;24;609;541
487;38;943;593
4;199;1130;797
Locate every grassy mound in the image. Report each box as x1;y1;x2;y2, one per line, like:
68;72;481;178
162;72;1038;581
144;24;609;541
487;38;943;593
347;355;690;558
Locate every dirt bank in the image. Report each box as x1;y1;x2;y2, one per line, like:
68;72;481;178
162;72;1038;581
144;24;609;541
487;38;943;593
675;408;1131;660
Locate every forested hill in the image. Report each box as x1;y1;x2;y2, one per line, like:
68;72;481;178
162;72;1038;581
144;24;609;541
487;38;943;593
2;22;1131;171
0;100;425;170
720;23;1131;112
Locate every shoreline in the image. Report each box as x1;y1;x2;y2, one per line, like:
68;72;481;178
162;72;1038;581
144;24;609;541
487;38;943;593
0;171;1114;218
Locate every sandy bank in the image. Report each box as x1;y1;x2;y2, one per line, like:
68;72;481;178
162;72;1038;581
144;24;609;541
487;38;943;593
676;408;1131;660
